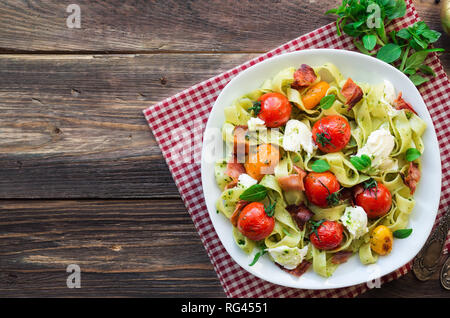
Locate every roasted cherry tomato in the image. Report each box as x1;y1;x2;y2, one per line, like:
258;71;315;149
355;182;392;219
309;220;344;250
304;171;341;208
244;144;280;181
257;92;292;128
312;115;351;153
237;202;275;241
370;225;393;255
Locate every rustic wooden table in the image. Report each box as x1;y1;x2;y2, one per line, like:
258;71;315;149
0;0;448;298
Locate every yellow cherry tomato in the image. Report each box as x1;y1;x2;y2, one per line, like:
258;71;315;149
370;225;394;256
301;81;330;110
244;144;280;181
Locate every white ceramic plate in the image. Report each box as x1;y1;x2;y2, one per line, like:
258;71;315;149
200;49;441;289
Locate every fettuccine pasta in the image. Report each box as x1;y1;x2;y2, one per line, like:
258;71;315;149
214;62;425;278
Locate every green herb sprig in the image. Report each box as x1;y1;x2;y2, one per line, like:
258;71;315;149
405;148;421;162
350;154;372;171
393;228;413;238
311;159;331;172
248;101;262;116
320;94;336;110
326;0;444;86
249;243;267;266
239;184;267;201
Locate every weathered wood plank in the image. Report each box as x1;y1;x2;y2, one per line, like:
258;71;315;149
0;53;258;198
0;1;447;65
360;270;449;298
0;199;446;297
0;199;226;297
0;0;338;52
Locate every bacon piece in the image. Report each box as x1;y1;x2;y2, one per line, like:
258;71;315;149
331;251;353;265
224;179;238;190
230;200;249;227
225;161;246;180
341;78;363;110
291;64;317;89
404;161;421;194
233;125;249;159
340;187;355;207
276;166;307;192
224;160;246;190
286;203;314;230
394;92;418;115
276;260;312;277
352;184;364;198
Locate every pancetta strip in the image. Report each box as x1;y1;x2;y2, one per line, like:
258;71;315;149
404;162;421;194
225;161;246;180
230;200;249;227
233;125;249;158
394;92;418;115
291;64;317;89
286;203;314;230
224;159;246;190
276;166;307;192
331;251;353;265
341;78;363;110
276;260;312;277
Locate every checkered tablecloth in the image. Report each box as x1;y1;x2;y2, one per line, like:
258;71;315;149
143;0;450;297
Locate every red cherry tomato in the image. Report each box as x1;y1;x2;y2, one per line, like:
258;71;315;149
312;115;351;153
309;220;344;250
355;183;392;219
304;172;341;208
257;92;292;128
237;202;275;241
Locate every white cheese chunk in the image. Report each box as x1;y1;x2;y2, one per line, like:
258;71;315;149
282;119;316;155
356;128;396;170
383;80;396;105
381;80;401;117
237;174;258;188
247;117;266;131
340;206;368;239
267;245;309;270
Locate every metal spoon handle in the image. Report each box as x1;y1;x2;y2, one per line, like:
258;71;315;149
412;206;450;281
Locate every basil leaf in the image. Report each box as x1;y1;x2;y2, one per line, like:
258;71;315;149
405;148;421;162
350;154;372;171
404;51;428;73
311;159;330;173
409;74;429;86
396;28;411;40
239;184;267;201
353;38;375;56
376;43;402;64
404;68;416;76
419;64;435;76
362;34;377;51
421;29;441;43
393;228;413;239
385;0;407;21
412;35;428;49
376;18;388;44
320;94;335;110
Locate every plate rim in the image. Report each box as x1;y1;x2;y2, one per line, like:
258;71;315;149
200;48;442;290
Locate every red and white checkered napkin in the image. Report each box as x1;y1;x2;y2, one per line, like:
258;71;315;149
144;0;449;297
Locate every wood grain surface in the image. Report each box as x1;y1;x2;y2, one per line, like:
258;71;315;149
0;0;448;297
